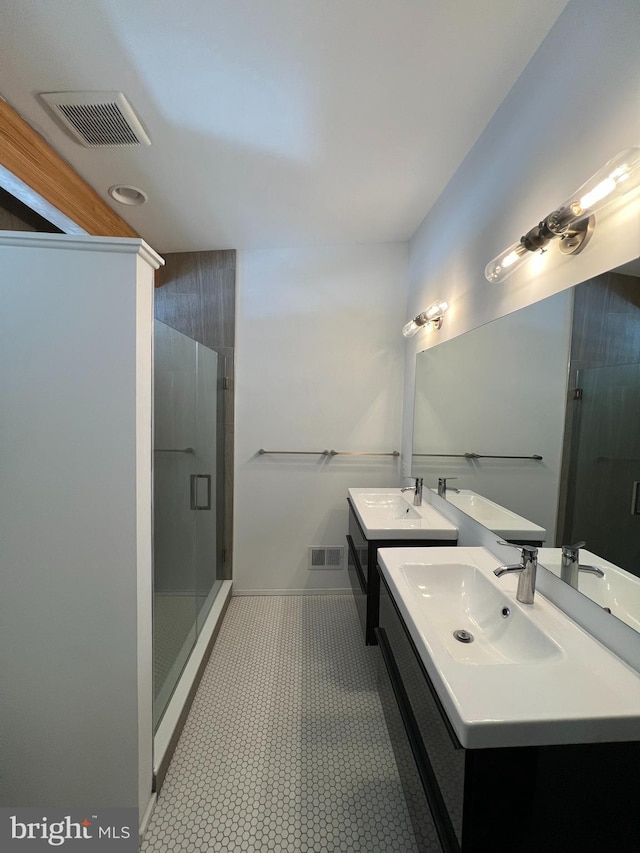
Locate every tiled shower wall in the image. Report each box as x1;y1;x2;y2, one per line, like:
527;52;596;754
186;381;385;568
155;250;236;579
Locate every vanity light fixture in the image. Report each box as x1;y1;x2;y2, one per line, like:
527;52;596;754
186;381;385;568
402;300;448;337
485;147;640;283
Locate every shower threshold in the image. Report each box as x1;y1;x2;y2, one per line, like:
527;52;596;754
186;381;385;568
153;580;232;793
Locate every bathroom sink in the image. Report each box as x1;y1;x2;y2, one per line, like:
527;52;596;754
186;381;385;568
538;548;640;633
348;488;458;540
378;546;640;748
359;493;421;519
433;489;546;541
402;561;561;665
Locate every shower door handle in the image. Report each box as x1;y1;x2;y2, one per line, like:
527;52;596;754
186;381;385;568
190;474;212;510
631;481;640;516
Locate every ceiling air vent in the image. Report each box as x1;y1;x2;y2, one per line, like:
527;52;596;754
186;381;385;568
39;91;151;148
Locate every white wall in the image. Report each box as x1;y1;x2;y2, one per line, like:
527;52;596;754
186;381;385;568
401;0;640;470
234;244;407;592
233;0;640;594
412;290;573;541
0;234;159;820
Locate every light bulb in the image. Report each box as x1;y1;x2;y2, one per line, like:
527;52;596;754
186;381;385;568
485;240;532;283
402;319;420;337
426;300;448;321
546;147;640;233
402;300;448;336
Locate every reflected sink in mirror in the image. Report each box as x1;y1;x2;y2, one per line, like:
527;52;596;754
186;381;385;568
432;489;546;542
410;261;640;639
400;560;561;665
538;548;640;633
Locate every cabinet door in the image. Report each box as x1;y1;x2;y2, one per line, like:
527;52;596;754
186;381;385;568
378;571;464;853
346;534;367;639
347;501;369;585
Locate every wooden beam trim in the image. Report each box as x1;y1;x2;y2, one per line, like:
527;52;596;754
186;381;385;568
0;98;138;238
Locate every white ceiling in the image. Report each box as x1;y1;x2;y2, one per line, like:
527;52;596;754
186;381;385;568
0;0;569;253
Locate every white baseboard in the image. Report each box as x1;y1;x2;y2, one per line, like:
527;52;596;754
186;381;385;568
232;588;352;596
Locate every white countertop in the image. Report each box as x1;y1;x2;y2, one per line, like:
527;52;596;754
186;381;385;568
348;487;458;541
378;546;640;749
433;488;546;541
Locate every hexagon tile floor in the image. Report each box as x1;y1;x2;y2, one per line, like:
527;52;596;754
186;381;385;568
142;594;437;852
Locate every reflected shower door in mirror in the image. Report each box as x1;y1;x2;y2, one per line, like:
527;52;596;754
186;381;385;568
566;364;640;569
411;261;640;632
560;266;640;576
153;320;226;730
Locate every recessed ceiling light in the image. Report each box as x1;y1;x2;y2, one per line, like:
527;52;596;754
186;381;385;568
108;184;148;206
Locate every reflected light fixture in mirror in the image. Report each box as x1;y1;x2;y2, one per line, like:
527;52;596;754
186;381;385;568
402;300;448;337
485;147;640;283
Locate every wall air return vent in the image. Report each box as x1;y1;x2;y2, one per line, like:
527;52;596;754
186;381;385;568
309;547;344;570
39;91;151;147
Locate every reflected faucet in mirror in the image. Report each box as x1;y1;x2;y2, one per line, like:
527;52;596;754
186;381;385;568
560;541;605;589
437;477;459;498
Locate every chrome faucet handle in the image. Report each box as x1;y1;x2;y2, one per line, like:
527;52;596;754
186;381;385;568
497;540;539;559
562;540;586;557
402;477;423;489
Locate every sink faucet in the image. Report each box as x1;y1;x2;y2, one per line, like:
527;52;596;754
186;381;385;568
560;541;605;589
494;543;538;605
401;478;423;506
437;477;458;498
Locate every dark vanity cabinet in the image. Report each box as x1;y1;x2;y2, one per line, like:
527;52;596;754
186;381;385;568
376;565;640;853
346;498;456;645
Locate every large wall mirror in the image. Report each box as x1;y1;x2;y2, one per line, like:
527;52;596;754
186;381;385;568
412;259;640;632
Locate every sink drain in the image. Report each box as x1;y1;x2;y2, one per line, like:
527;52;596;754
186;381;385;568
453;629;474;644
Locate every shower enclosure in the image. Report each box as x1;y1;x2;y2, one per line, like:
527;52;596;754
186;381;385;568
153;319;226;728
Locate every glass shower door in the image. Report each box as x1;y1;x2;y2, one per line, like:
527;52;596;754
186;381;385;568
153;322;199;727
153;321;226;729
194;342;223;631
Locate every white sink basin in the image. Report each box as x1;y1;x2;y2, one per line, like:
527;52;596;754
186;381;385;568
348;488;458;540
359;494;421;519
538;548;640;633
433;489;546;541
378;546;640;748
403;561;561;665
